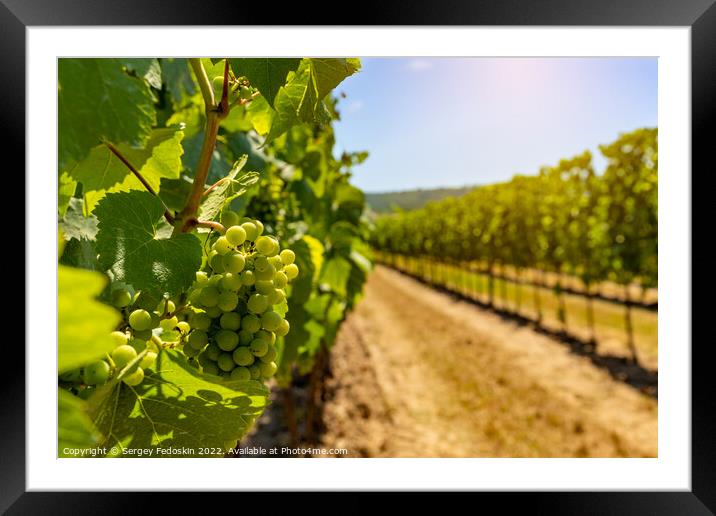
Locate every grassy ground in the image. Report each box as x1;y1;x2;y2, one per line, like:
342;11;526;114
385;256;658;370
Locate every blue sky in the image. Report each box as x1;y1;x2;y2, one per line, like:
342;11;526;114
332;58;657;193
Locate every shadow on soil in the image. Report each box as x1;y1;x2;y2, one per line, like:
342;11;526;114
388;266;658;400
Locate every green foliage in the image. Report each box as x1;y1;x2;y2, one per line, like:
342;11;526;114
57;56;370;456
58;58;156;170
95;191;202;296
89;350;268;456
372;128;658;290
58;264;122;373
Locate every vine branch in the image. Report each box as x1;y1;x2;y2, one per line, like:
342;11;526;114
103;141;174;224
177;59;231;233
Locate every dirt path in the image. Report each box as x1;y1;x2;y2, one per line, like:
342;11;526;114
316;265;657;457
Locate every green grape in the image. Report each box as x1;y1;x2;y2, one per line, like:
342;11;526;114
255;280;274;295
208;273;224;287
256;330;276;345
260;346;277;363
238;329;254;345
241;270;256;286
160;316;178;332
199;287;220;307
260;311;282;331
225;225;247;246
221;272;243;291
223;252;246;274
212;75;225;98
202;362;220;375
249;338;268;357
183;344;200;358
254;219;264;236
239;85;252;100
140;351;157;369
248;364;262;379
280;249;295;265
211;236;233;256
188;330;209;350
210;253;226;273
284;263;299;280
254;256;269;271
220;312;241;331
190;312;212;331
123;366;145;386
205;306;222;318
259;361;278;378
112;289;132;308
217;353;236;372
216;330;239;351
176;321;191;335
268;288;285;306
206;343;222;361
241;222;258;241
128;337;147;353
59;368;82;383
221;211;240;228
268;256;283;269
112;345;138;369
275;318;290;337
255;236;276;256
218;291;239;312
156;299;176;314
195;271;210;285
110;331;128;347
198;352;214;368
273;271;288;288
230;366;251;381
83;360;110;385
232;346;254;366
254;264;275;281
241;314;261;333
247;294;269;314
128;309;152;331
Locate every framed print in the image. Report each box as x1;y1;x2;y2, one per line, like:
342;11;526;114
4;0;710;511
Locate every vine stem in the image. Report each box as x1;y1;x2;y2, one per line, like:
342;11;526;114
103;141;174;224
177;59;231;233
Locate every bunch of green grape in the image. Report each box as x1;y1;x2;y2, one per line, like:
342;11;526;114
58;289;174;397
180;212;299;381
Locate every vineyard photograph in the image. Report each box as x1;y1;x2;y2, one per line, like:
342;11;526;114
57;56;658;459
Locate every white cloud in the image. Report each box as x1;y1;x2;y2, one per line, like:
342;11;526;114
407;59;433;71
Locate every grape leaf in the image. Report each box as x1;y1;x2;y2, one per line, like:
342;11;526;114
59;198;98;241
90;350;268;456
230;58;301;107
319;256;351;298
120;58;162;89
68;127;185;213
161;58;197;105
58;264;122;373
95;191;202;296
58;172;77;216
198;156;259;222
263;58;361;144
245;95;273;136
58;390;101;456
58;58;156;170
288;235;323;304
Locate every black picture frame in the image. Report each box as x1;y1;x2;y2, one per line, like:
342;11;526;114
4;0;708;512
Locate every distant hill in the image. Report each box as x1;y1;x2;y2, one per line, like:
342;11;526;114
365;185;476;214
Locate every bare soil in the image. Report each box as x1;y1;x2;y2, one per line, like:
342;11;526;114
245;265;658;458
